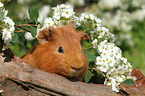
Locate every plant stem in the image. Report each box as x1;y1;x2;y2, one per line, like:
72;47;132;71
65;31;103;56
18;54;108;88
85;46;93;49
15;24;37;27
15;24;30;32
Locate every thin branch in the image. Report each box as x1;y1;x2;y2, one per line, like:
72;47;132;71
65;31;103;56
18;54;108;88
85;46;93;49
15;24;38;27
15;31;26;33
15;25;30;32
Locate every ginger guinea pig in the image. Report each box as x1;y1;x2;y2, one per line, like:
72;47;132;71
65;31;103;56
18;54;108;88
22;24;90;81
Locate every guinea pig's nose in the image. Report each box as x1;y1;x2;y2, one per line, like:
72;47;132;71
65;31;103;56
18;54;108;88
71;66;83;71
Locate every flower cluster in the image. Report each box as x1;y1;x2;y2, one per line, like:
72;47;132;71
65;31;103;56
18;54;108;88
79;13;114;41
37;4;135;92
0;2;15;49
84;0;145;47
95;40;136;92
38;4;78;31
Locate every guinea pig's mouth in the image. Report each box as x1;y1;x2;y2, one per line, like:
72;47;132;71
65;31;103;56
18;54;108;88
58;62;84;79
70;66;83;76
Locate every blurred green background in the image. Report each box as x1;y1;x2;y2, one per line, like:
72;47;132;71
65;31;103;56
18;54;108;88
3;0;145;75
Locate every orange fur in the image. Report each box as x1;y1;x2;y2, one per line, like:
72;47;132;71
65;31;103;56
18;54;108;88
22;24;89;81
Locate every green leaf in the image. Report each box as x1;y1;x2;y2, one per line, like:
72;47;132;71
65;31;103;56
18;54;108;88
83;48;96;61
123;79;136;86
17;32;27;46
83;70;93;83
0;10;4;19
30;26;37;38
12;33;18;43
28;6;39;22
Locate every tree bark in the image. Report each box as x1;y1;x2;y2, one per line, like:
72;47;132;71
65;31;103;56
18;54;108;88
0;54;118;96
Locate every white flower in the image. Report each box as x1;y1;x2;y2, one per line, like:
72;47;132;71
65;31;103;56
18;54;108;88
97;26;102;31
37;15;43;24
53;12;61;20
100;51;108;57
92;39;98;48
111;79;120;92
98;31;105;38
9;27;15;32
0;90;3;93
3;9;8;17
79;13;86;22
0;2;4;8
98;40;107;53
112;83;119;92
126;62;132;68
106;81;112;86
96;56;103;65
43;17;54;28
121;57;127;64
25;32;35;40
98;27;109;38
60;4;67;8
103;56;111;63
116;76;124;82
106;56;116;67
112;46;122;60
2;28;12;41
88;14;95;20
107;43;115;51
62;8;74;18
97;63;109;72
3;17;15;27
95;18;102;24
102;27;109;32
0;3;15;49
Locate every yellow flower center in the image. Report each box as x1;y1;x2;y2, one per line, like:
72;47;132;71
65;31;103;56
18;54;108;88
116;53;118;55
103;65;106;68
48;23;50;25
66;11;69;14
104;53;106;56
99;59;102;62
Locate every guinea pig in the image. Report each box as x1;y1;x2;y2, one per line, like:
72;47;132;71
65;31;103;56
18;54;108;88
22;24;90;81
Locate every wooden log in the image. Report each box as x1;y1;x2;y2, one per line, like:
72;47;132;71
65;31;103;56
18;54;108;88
0;54;118;96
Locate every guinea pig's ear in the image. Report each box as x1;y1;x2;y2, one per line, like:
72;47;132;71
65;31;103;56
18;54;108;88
37;27;55;44
79;31;90;43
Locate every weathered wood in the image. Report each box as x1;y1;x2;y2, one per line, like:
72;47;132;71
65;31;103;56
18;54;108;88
0;54;118;96
119;69;145;96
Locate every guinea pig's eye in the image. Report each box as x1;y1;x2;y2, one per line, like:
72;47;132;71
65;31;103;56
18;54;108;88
58;46;64;53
